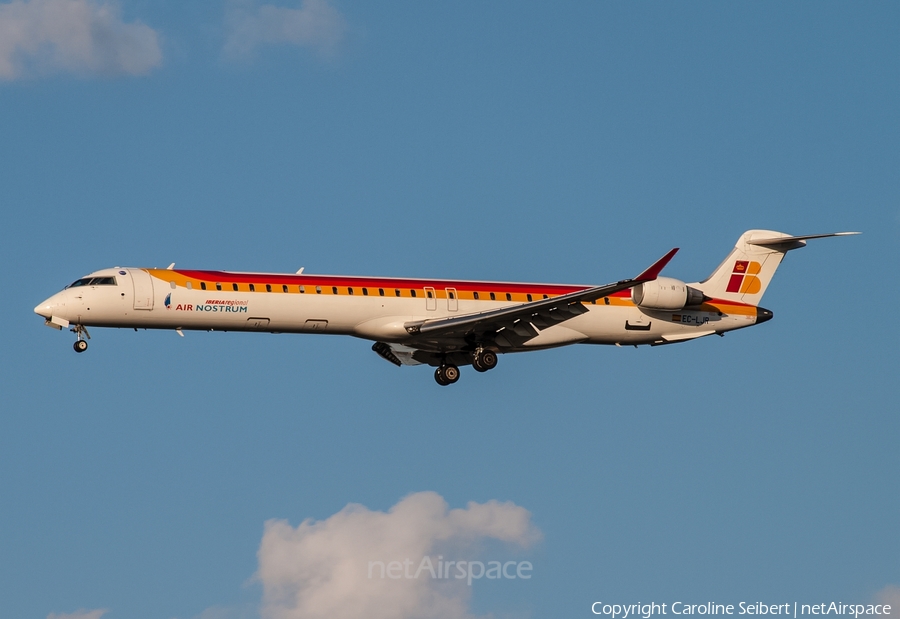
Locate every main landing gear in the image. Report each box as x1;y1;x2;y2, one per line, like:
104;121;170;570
433;349;499;386
72;324;90;353
434;364;460;386
472;349;498;373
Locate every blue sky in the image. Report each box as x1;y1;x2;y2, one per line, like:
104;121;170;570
1;2;898;618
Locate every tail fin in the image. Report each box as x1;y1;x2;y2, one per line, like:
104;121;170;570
690;230;859;305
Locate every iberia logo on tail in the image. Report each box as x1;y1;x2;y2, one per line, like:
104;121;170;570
726;260;761;294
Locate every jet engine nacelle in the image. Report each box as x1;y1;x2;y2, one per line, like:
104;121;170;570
631;277;705;310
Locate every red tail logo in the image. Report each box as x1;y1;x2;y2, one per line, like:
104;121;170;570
726;260;761;294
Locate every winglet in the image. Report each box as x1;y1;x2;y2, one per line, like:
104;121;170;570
634;248;678;282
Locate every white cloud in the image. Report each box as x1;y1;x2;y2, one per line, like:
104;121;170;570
876;585;900;607
224;0;346;59
188;605;258;619
47;610;108;619
257;491;541;619
0;0;161;80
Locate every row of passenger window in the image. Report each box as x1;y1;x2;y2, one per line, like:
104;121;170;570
170;280;565;302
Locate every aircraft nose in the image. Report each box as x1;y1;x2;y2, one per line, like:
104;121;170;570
34;291;65;319
34;299;52;318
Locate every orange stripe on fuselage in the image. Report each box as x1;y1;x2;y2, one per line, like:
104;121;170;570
145;269;761;314
148;269;586;301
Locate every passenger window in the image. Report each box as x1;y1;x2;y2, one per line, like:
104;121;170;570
216;283;222;291
201;282;207;290
250;284;255;292
426;290;433;298
283;285;288;293
474;292;479;300
299;285;305;293
233;283;239;291
316;286;321;294
604;297;610;305
449;291;455;299
266;284;272;292
332;286;338;295
362;288;368;296
379;288;385;296
395;289;400;297
170;281;176;289
490;292;496;301
527;294;532;302
186;282;192;290
410;289;416;298
506;293;512;301
348;287;354;295
543;294;548;300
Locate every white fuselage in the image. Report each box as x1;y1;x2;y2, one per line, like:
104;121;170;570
35;267;764;351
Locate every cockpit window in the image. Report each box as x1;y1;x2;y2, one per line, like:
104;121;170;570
67;276;117;288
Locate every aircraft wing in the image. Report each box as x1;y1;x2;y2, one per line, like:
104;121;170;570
402;248;678;344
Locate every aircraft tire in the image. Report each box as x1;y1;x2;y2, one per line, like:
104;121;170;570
434;367;449;386
443;364;460;384
74;340;88;353
479;350;497;371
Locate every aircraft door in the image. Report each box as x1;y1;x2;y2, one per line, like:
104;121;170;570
131;269;154;310
424;287;437;311
446;288;458;312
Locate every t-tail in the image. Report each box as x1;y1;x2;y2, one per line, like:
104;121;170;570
690;230;859;305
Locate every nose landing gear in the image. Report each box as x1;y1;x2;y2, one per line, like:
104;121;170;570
71;324;91;353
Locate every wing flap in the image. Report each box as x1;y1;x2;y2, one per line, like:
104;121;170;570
372;342;425;366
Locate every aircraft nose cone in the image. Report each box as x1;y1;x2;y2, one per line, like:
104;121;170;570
756;307;774;324
35;290;66;319
34;299;52;318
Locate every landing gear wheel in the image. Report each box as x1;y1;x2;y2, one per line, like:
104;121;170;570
473;349;498;372
434;364;460;386
434;367;449;386
71;324;91;352
442;364;460;384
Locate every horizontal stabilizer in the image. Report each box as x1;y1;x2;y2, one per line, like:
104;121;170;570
691;229;859;304
747;231;860;248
